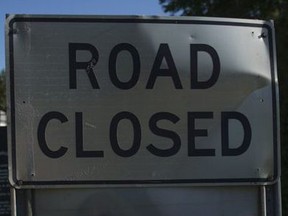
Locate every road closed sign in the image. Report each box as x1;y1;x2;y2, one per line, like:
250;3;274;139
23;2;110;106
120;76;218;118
6;15;279;188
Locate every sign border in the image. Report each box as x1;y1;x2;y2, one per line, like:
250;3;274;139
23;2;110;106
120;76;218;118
6;15;279;187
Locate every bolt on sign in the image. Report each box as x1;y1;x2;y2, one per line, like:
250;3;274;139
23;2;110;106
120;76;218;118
6;15;279;188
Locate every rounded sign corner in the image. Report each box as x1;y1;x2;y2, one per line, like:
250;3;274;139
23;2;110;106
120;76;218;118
9;175;22;189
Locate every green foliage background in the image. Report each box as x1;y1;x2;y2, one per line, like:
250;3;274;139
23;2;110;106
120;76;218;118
159;0;288;214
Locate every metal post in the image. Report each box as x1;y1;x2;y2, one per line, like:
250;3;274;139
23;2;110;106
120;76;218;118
261;186;267;216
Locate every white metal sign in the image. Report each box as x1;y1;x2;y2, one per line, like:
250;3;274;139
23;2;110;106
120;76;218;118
6;15;279;188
